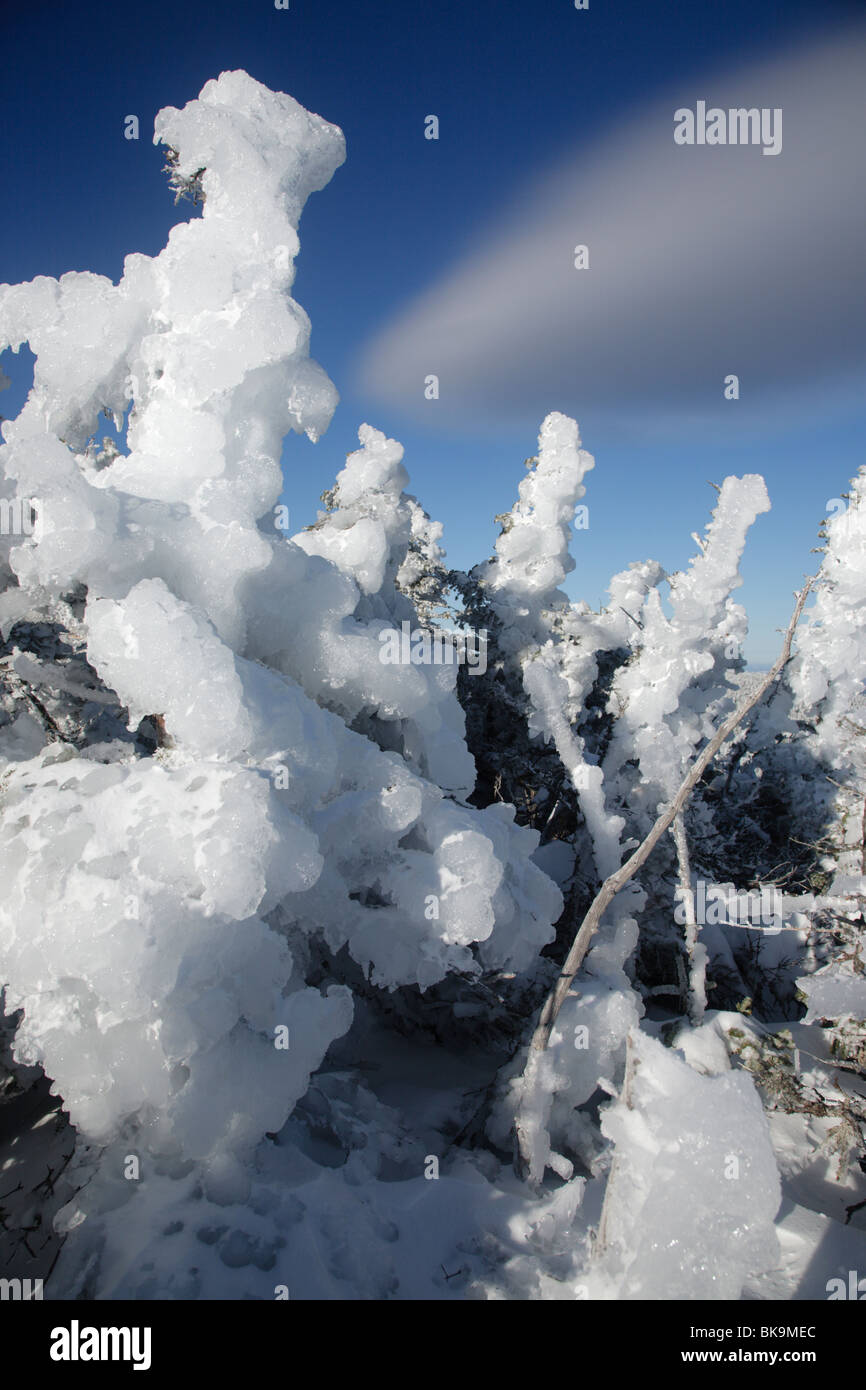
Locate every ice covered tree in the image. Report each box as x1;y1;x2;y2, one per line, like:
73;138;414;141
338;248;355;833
793;466;866;893
295;421;474;795
0;72;560;1295
784;468;866;1159
598;477;772;1012
455;414;632;843
603;475;772;827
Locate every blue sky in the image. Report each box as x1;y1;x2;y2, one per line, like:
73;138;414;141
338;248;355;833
1;0;864;666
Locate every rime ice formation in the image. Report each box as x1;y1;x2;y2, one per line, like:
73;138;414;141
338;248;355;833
0;72;560;1229
603;474;771;815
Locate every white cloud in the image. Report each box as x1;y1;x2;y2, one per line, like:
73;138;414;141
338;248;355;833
356;22;866;432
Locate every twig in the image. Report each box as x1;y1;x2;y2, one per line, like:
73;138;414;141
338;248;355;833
844;1197;866;1225
619;607;643;632
0;664;64;742
539;796;564;845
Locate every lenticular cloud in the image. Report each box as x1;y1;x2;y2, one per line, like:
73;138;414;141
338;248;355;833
356;21;866;430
